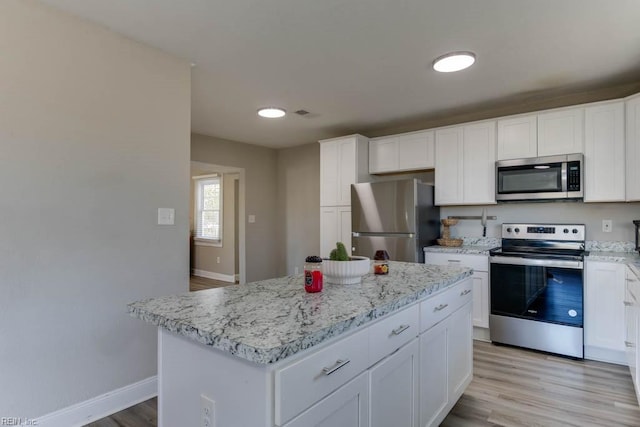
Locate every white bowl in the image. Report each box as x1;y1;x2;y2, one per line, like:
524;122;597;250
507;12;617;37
322;256;371;285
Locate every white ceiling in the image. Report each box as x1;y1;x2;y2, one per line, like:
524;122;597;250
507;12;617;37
40;0;640;148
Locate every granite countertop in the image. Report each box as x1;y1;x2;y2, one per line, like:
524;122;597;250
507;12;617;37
128;261;472;365
423;245;497;255
586;250;640;278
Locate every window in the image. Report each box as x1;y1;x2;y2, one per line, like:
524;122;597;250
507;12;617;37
194;174;222;244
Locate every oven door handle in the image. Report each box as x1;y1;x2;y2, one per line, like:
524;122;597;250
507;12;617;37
490;255;583;270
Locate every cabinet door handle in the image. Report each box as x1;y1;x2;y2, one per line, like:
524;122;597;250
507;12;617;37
625;341;636;348
460;289;472;296
447;260;461;263
624;301;633;307
322;359;350;376
434;303;449;312
391;324;410;336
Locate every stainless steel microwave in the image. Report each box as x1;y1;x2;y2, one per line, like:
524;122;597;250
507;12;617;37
496;153;583;202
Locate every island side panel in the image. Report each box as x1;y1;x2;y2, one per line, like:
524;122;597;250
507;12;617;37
158;328;273;427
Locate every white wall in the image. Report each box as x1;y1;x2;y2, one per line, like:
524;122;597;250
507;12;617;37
0;0;190;418
442;202;640;243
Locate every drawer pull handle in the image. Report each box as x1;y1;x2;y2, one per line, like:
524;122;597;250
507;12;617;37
322;359;350;376
624;301;633;307
625;341;635;348
447;260;461;263
434;303;449;312
460;289;472;296
391;324;411;336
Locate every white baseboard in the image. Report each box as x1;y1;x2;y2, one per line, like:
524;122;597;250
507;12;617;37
192;268;235;283
36;376;157;427
584;345;627;365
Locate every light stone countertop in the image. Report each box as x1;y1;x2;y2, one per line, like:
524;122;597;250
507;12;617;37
128;261;472;365
423;245;497;255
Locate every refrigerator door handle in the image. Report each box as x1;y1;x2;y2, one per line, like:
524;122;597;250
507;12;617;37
352;232;416;238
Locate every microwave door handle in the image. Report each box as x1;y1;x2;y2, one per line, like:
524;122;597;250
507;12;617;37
561;162;568;192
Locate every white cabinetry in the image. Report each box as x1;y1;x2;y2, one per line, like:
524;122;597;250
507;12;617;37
497;107;583;161
626;94;640;201
319;135;368;255
537;107;584;156
625;267;640;402
585;260;626;364
435;121;496;206
369;131;435;174
497;115;537;160
320;206;352;258
320;135;368;206
424;252;490;331
370;339;419;427
418;292;473;427
284;372;369;427
584;101;625;202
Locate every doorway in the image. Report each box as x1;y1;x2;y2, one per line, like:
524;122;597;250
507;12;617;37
190;161;246;288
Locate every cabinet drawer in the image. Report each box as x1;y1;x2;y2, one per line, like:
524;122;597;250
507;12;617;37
420;286;456;333
369;304;419;365
450;277;473;313
274;328;369;426
424;252;488;272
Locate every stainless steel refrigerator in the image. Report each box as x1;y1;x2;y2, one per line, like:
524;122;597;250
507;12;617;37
351;179;440;263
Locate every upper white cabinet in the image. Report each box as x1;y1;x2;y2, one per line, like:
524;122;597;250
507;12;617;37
626;94;640;201
435;121;496;206
319;134;369;206
369;130;434;174
497;115;537;160
537;107;584;156
497;107;583;160
584;101;625;202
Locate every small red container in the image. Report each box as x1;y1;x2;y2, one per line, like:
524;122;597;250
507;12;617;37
304;256;323;293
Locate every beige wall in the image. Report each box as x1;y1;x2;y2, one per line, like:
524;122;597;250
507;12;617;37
192;133;278;282
0;0;190;418
276;143;321;275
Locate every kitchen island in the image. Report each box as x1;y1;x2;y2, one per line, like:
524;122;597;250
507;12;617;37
129;261;474;427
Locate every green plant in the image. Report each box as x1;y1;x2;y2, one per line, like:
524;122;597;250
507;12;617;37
329;242;350;261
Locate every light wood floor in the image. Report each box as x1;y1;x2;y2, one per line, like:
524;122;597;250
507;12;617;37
87;341;640;427
189;275;236;292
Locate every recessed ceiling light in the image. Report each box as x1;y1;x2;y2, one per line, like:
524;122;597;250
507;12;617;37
432;51;476;73
257;107;286;118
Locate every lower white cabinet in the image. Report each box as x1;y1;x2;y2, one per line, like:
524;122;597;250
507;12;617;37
369;339;419;427
284;372;370;427
320;206;351;258
625;267;640;402
419;301;473;427
585;260;626;363
424;252;490;330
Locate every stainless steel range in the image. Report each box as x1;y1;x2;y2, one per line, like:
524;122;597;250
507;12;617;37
489;223;586;358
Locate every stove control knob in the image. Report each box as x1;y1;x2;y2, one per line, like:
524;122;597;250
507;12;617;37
514;228;520;233
572;228;579;234
506;228;512;233
563;228;569;234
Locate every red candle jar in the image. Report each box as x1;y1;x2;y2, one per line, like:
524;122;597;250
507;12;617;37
374;250;390;275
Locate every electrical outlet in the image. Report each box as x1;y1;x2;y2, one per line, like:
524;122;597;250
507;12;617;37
201;394;215;427
216;256;221;264
294;266;299;275
602;219;612;233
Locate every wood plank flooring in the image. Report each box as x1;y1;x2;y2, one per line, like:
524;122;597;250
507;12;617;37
87;341;640;427
189;275;236;292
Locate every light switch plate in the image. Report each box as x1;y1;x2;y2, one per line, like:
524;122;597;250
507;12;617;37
248;215;256;223
602;219;612;233
158;208;175;225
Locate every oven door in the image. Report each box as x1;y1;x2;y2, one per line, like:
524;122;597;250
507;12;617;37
490;256;583;327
